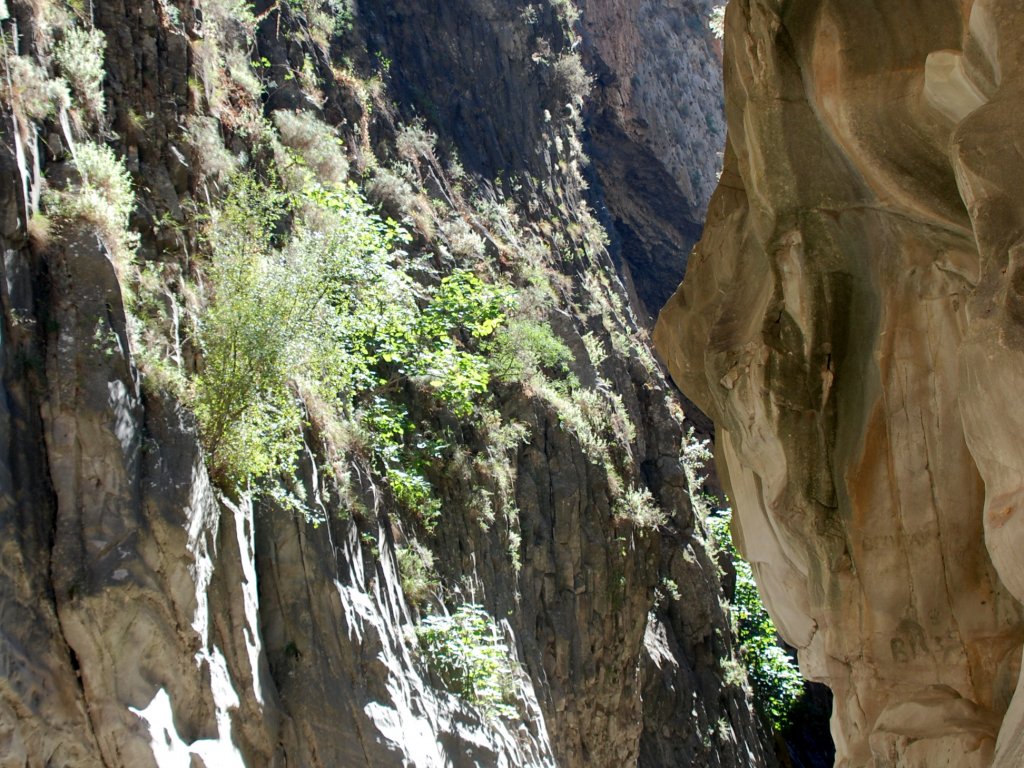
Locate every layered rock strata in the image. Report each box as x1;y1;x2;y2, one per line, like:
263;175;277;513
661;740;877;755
655;0;1024;765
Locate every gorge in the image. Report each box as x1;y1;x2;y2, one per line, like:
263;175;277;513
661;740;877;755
2;0;1021;767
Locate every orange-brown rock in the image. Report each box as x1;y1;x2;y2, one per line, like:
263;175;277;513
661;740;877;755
655;0;1024;765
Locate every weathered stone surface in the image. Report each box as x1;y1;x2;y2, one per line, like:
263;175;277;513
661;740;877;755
582;0;725;320
655;0;1024;765
0;0;778;765
342;1;775;761
2;225;557;767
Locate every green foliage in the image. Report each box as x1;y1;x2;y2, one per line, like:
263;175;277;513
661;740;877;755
437;217;484;259
285;0;350;44
613;485;666;529
1;54;70;120
395;540;438;607
550;0;581;27
273;109;348;186
185;115;238;183
395;122;436;164
415;270;512;416
201;0;258;36
681;427;714;507
550;53;591;106
684;429;804;729
365;165;417;217
45;141;137;265
192;177;301;486
194;176;411;488
72;143;135;223
363;397;444;526
538;382;618;466
490;317;575;383
415;603;517;718
192;173;511;507
707;509;805;731
53;25;106;121
659;577;681;603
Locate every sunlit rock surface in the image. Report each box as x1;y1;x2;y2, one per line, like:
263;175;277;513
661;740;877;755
655;0;1024;765
581;0;725;319
0;0;775;765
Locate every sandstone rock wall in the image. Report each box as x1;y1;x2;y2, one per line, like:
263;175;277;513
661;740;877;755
655;0;1024;765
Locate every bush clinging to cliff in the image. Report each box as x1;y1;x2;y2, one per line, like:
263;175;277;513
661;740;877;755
707;508;804;730
416;603;517;718
192;173;512;501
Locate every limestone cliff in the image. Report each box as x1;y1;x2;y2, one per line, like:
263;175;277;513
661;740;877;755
0;0;775;766
581;0;726;321
655;0;1024;765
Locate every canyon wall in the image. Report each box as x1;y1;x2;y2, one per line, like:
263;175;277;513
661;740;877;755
580;0;725;321
0;0;776;766
655;0;1024;765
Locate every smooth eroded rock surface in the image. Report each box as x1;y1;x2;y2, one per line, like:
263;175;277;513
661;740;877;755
655;0;1024;765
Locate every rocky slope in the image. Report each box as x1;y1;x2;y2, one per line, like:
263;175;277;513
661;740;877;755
655;0;1024;765
0;0;777;766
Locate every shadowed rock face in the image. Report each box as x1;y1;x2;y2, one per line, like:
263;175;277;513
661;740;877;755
655;0;1024;765
0;0;777;766
581;0;725;321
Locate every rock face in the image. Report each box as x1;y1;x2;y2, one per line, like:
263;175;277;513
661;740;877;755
0;0;777;766
655;0;1024;765
581;0;725;320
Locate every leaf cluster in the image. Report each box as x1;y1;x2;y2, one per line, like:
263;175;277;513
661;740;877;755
44;141;137;266
192;174;513;507
706;509;805;731
415;603;517;719
53;25;106;121
489;316;575;384
395;540;438;608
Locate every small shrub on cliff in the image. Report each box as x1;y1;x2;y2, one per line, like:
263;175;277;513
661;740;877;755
395;121;436;164
1;55;70;121
285;0;352;44
550;53;591;106
53;25;106;122
550;0;580;26
489;316;575;384
395;540;438;608
44;141;137;267
613;486;666;529
706;509;805;730
185;115;239;183
272;109;348;185
415;603;517;718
